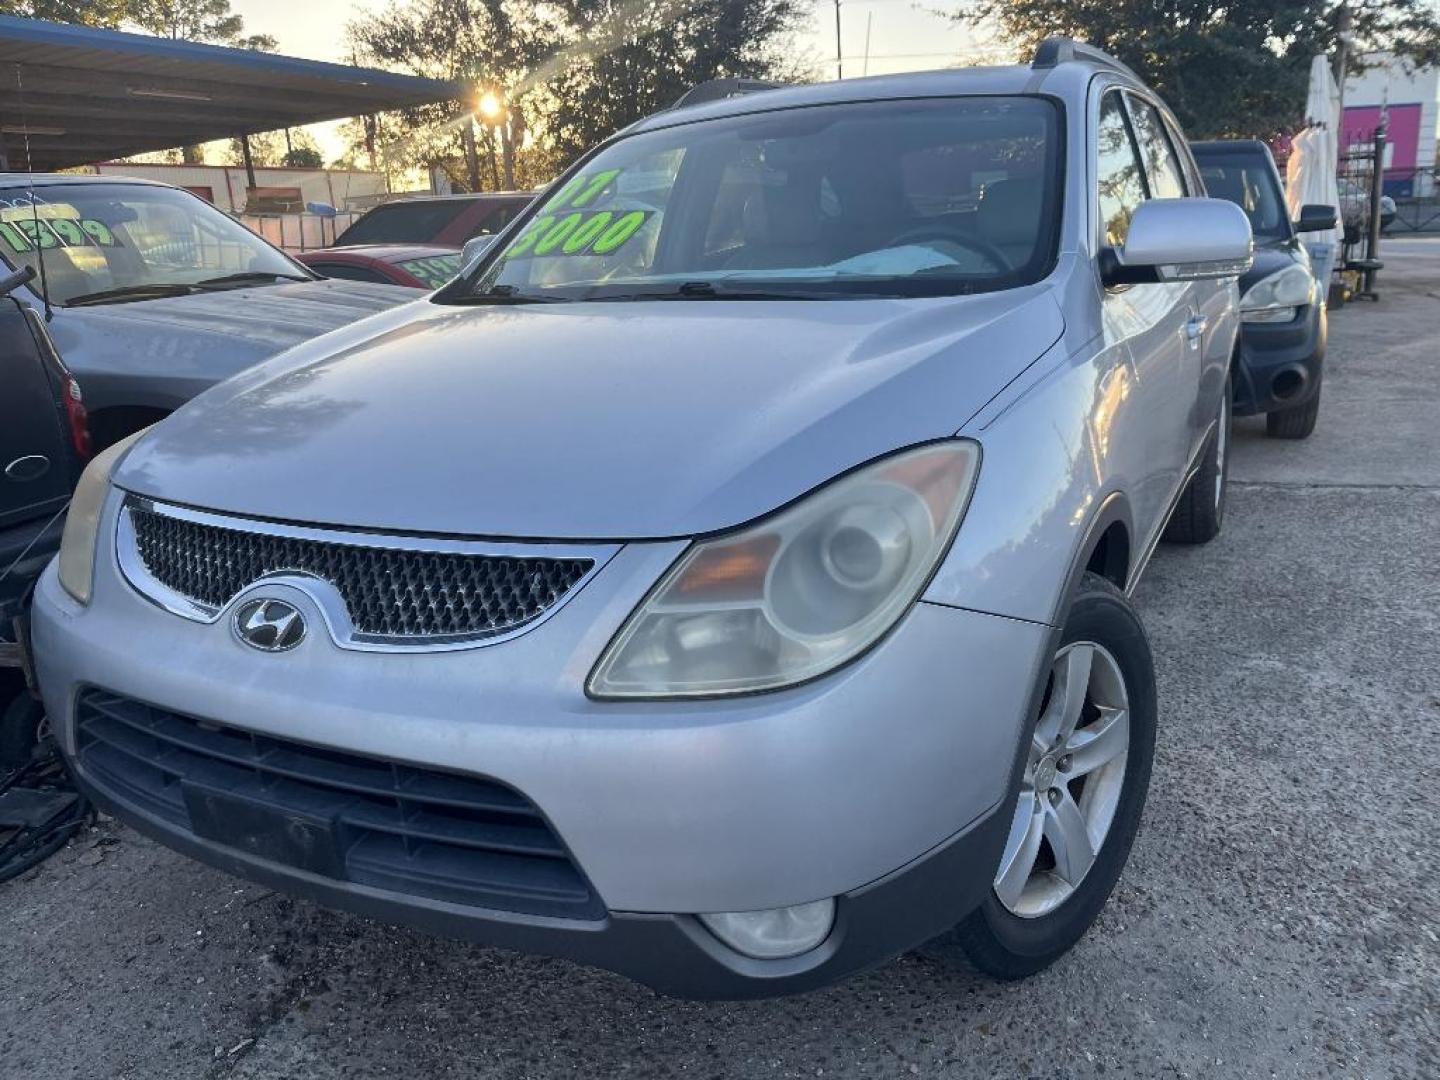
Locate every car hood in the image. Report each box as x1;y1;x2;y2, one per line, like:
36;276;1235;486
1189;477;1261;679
117;287;1065;539
1239;239;1306;292
47;278;423;412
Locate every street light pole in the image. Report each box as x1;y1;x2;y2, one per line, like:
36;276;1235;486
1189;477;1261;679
1332;2;1354;120
834;0;843;80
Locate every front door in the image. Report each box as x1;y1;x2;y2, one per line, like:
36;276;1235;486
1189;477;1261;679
1093;90;1198;542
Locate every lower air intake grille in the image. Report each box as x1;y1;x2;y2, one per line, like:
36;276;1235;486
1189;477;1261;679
74;689;603;920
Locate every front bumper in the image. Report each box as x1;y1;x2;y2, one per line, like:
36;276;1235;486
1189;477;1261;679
30;489;1048;996
1232;302;1326;416
71;745;1010;998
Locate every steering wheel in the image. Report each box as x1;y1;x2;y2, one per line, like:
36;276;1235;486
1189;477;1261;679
888;226;1013;274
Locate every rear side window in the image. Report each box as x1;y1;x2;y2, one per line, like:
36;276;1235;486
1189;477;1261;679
1095;93;1147;247
468;203;524;239
1126;96;1188;199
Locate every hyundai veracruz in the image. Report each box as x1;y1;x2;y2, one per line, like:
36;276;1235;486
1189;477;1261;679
32;41;1252;998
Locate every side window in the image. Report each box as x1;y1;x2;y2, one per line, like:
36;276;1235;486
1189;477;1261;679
471;203;522;238
1096;92;1148;247
1126;96;1188;199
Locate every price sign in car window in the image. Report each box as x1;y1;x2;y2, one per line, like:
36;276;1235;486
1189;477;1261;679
0;216;119;253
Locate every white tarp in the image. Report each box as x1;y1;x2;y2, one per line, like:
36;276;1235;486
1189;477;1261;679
1286;55;1342;251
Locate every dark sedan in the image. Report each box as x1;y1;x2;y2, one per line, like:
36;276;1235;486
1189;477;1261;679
1192;139;1335;438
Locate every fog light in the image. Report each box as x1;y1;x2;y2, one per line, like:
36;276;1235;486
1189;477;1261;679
698;899;835;959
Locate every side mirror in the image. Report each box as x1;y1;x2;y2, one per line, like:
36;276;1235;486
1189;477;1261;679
1294;203;1337;233
0;263;35;297
1103;198;1253;286
461;234;494;269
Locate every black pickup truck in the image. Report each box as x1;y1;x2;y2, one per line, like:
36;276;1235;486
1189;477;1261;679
1;266;89;759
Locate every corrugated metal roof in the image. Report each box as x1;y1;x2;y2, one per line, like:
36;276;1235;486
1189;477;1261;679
0;16;463;170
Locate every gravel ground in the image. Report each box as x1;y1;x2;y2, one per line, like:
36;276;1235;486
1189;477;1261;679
4;242;1438;1080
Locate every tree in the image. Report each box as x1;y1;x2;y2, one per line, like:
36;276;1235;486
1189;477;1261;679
537;0;808;161
224;130;283;168
0;0;129;24
348;0;806;188
281;128;324;169
128;0;278;49
947;0;1440;139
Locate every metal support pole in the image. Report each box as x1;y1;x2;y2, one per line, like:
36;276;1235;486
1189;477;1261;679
834;0;843;80
1332;2;1352;110
1360;121;1386;298
239;134;257;196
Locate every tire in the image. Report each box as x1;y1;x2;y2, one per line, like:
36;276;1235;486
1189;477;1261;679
1266;383;1321;439
954;573;1156;980
0;686;42;770
1163;379;1230;544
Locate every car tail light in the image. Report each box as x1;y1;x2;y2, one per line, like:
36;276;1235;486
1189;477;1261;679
63;375;91;460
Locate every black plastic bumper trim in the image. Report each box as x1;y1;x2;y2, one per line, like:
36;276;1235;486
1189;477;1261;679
69;753;1009;1000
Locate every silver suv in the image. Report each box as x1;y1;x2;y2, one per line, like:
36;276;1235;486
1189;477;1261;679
32;40;1251;998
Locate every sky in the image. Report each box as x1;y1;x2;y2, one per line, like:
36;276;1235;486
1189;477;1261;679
228;0;993;164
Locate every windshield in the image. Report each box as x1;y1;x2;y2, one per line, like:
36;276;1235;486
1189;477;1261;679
457;97;1061;302
1194;150;1291;241
0;183;306;306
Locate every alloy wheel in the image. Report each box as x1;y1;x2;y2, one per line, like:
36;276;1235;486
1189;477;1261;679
994;641;1130;918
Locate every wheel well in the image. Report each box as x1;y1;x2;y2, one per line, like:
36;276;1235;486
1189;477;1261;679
1084;520;1131;591
88;406;171;453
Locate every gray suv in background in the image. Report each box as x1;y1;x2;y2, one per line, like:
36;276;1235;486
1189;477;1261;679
32;40;1252;997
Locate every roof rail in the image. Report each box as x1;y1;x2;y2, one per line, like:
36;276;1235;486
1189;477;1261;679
1031;36;1143;83
672;78;786;110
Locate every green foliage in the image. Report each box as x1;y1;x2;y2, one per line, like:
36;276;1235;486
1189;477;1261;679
948;0;1440;139
534;0;809;161
347;0;807;186
0;0;130;25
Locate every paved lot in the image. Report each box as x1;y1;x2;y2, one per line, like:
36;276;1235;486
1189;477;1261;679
4;242;1438;1080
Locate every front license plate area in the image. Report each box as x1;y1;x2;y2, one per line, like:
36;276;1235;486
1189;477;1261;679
182;781;346;879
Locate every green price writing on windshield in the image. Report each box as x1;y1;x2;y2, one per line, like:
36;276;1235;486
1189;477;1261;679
0;217;119;252
505;209;650;260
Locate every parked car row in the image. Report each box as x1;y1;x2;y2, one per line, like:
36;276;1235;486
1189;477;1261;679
296;192;534;287
3;40;1337;1000
1191;139;1335;438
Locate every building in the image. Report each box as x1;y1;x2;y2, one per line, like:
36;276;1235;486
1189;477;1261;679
1343;54;1439;195
87;162;388;214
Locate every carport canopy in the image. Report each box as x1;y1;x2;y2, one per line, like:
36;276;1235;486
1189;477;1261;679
0;16;464;172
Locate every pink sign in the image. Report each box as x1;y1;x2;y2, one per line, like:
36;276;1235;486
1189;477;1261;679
1341;103;1422;170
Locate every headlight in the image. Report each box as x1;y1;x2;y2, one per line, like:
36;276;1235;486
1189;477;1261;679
57;430;147;604
588;441;980;698
1240;263;1315;323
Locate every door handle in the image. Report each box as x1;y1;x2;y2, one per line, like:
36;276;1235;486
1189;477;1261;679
1184;314;1208;346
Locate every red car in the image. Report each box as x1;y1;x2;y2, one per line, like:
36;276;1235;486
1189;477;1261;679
335;192;533;248
296;245;464;290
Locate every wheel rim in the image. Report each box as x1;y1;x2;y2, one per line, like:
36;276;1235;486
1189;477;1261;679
1214;392;1230;509
994;641;1130;919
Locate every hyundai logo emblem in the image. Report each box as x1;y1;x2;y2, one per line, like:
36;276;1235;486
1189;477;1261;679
234;598;306;652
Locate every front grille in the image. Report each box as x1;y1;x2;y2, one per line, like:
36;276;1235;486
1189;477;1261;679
127;503;592;641
75;690;603;920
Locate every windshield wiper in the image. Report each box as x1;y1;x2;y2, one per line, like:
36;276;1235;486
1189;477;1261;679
195;271;313;288
453;284;564;305
65;283;207;307
591;281;850;302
